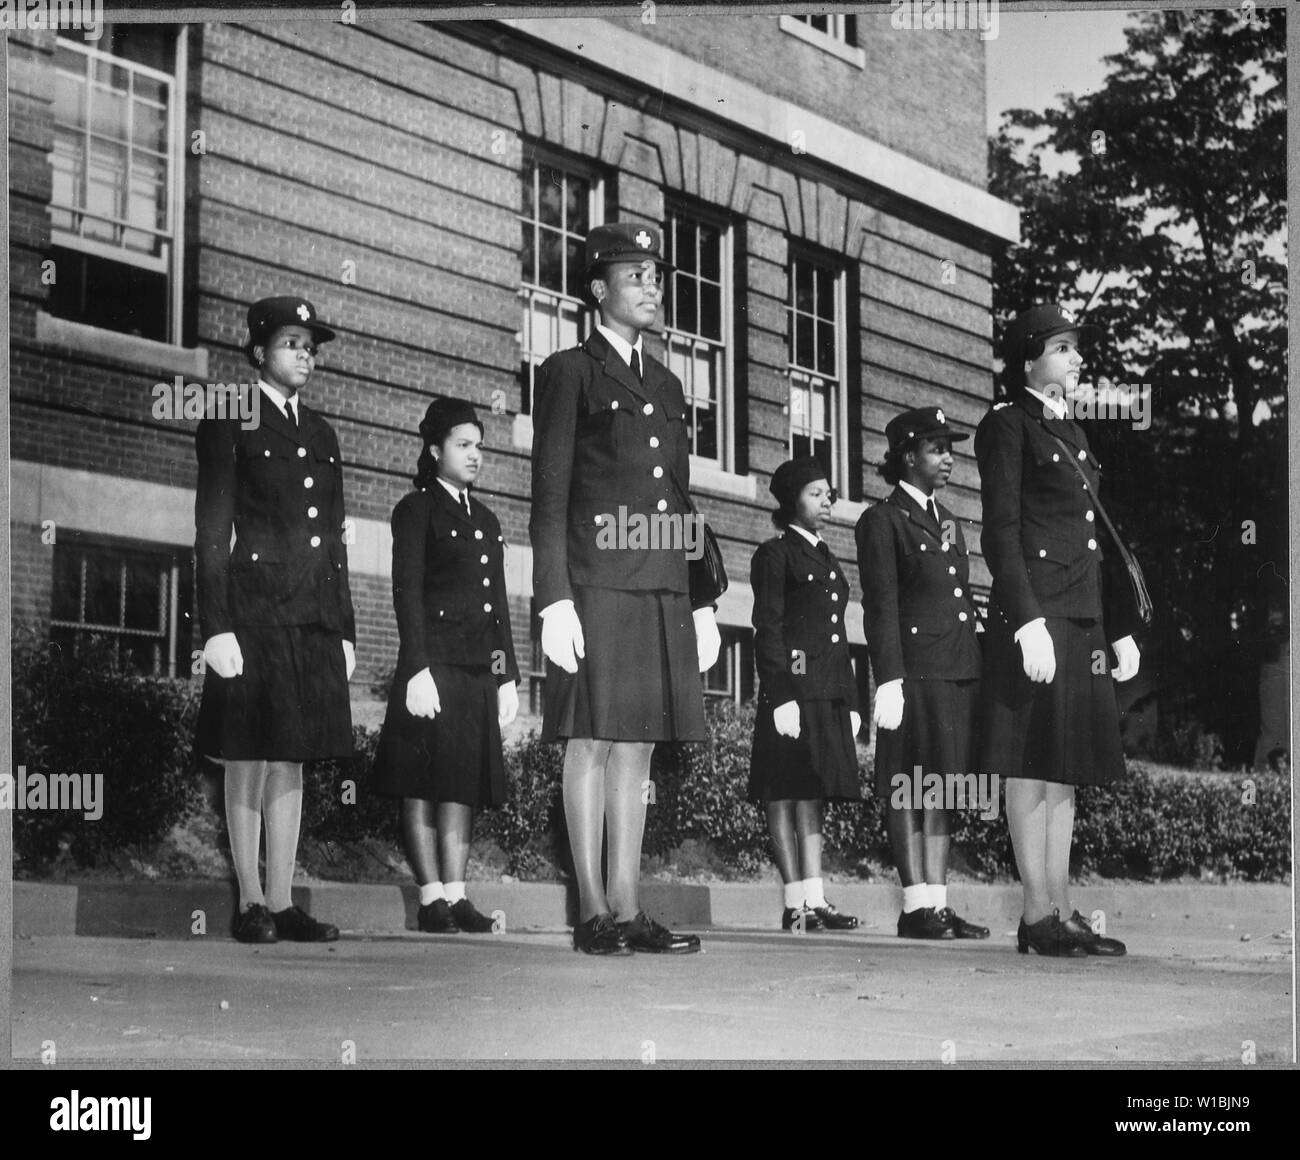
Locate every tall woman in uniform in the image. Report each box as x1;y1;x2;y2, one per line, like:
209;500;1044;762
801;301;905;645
977;304;1142;956
855;408;988;941
195;296;356;943
530;222;720;955
749;456;861;932
373;398;520;933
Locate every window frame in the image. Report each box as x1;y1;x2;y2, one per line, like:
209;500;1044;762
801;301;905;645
660;201;736;474
778;14;866;68
48;27;188;346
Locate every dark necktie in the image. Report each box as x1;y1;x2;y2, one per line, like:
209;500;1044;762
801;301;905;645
928;499;939;526
630;349;642;381
817;541;830;560
460;491;472;519
287;402;297;428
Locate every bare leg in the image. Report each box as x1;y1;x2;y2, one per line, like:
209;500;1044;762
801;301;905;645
1044;783;1076;918
765;801;800;884
436;801;474;885
794;799;824;881
224;760;269;910
564;738;613;922
263;760;303;913
1006;777;1052;923
605;741;653;922
400;798;439;886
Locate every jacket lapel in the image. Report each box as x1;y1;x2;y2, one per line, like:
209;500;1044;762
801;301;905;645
585;330;652;406
430;477;474;527
258;388;306;448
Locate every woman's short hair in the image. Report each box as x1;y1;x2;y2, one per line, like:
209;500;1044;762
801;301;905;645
771;503;797;529
877;444;913;486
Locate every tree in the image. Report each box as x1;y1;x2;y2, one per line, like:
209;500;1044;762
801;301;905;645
988;9;1286;764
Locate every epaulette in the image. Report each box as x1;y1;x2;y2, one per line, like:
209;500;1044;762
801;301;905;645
993;401;1013;410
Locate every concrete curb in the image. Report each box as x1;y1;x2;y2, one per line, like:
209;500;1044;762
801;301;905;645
14;879;1292;940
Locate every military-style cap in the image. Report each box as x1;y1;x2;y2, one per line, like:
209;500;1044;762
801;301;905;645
582;222;674;281
1001;303;1100;365
419;396;483;445
885;406;969;454
247;296;337;346
769;455;830;508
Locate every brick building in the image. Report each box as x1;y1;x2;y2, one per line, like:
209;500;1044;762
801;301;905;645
7;13;1018;721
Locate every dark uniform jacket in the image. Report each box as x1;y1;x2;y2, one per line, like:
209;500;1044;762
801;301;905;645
974;395;1141;642
855;487;981;686
529;330;692;610
750;530;859;709
389;484;520;685
195;391;356;642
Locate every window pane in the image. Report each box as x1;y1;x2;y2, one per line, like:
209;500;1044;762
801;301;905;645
565;237;584;299
133;97;167;154
90;82;129;141
695;400;718;460
520;163;535;215
674;220;696;274
699;282;721;341
699;223;721;281
795;313;813;368
565;174;590;233
123;559;162;630
676;275;697;336
519;221;535;284
52;550;84;622
795;261;814;313
815;267;834;320
537;227;564;292
538;169;563;227
84;553;122;625
817;319;836;375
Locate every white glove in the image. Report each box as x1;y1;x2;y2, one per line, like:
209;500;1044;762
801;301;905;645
342;639;356;680
850;711;862;737
1017;619;1057;684
540;599;585;674
873;678;904;731
1110;635;1140;682
497;680;519;727
773;700;801;740
693;606;721;672
203;632;244;680
406;667;441;719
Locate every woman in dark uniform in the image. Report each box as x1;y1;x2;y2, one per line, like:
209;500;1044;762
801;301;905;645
977;304;1142;956
195;296;355;944
530;222;719;955
749;457;861;932
855;407;988;941
373;398;520;933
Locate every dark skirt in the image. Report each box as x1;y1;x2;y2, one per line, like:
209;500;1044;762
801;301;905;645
542;586;706;743
873;677;979;797
195;623;353;763
372;663;506;807
980;614;1125;786
748;696;861;802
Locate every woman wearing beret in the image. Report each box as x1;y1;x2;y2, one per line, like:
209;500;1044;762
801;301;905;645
372;399;520;934
855;408;988;941
530;222;720;955
195;296;355;944
977;304;1142;956
749;456;861;932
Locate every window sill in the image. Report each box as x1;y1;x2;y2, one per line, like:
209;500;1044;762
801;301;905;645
777;16;866;69
35;311;209;379
690;463;757;502
828;497;868;527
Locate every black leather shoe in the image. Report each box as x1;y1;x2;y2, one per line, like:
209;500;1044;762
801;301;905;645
450;898;496;933
1017;910;1087;957
232;903;278;944
417;898;459;933
898;906;956;939
813;903;858;930
781;905;824;932
937;906;990;939
1062;910;1126;956
573;913;632;955
618;911;700;954
271;904;339;943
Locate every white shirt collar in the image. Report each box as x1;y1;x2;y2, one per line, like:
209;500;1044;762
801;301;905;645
258;379;299;423
788;523;822;549
898;479;936;513
435;476;468;511
1024;386;1068;421
595;323;644;368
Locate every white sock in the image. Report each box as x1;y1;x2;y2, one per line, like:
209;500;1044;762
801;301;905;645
804;877;827;909
419;881;445;906
902;884;929;914
928;883;947;911
445;881;466;904
783;880;805;909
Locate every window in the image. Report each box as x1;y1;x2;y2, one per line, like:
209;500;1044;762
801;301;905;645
518;155;602;414
48;25;185;343
50;537;194;677
661;207;732;468
526;599;547;716
788;13;857;44
778;14;865;67
702;628;755;705
787;249;847;490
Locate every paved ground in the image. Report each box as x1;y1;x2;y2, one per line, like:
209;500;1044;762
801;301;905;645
11;913;1293;1064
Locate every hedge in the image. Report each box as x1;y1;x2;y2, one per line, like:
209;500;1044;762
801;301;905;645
10;637;1291;882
